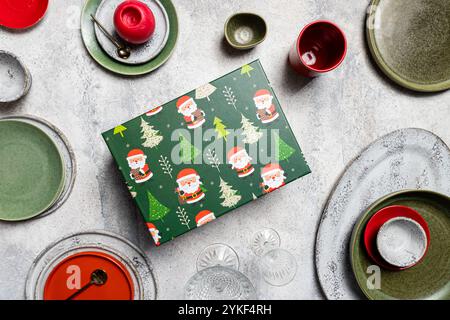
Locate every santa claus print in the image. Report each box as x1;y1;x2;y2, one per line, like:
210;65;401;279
146;105;163;117
260;163;287;194
176;96;206;129
147;222;161;246
127;149;153;184
175;168;205;204
195;210;216;227
254;89;279;124
227;146;255;178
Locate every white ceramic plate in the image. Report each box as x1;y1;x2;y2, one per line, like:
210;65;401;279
94;0;170;65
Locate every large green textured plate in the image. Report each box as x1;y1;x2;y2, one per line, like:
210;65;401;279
81;0;178;76
0;120;65;221
350;190;450;300
366;0;450;92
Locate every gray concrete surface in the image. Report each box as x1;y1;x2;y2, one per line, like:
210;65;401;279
0;0;449;300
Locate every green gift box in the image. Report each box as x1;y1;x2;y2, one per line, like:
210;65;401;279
102;60;311;246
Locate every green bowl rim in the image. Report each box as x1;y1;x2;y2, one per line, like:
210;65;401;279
366;0;450;92
0;119;66;222
349;189;450;300
224;12;267;50
80;0;178;76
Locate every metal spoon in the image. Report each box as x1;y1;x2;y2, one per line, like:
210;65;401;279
66;269;108;300
90;14;131;59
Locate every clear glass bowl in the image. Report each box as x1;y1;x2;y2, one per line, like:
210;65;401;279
250;228;281;257
25;231;157;300
260;249;297;286
251;228;297;286
185;266;256;300
197;243;240;271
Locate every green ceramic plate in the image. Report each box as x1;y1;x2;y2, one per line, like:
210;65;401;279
366;0;450;92
351;190;450;300
0;120;65;221
81;0;178;76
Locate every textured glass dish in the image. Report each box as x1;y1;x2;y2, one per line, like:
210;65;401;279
196;243;239;271
250;228;281;257
251;228;297;286
260;249;297;286
25;231;157;300
0;115;76;219
185;266;256;300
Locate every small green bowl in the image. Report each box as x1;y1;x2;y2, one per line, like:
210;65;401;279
224;13;267;50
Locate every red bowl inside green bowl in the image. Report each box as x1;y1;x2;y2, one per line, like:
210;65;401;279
363;205;430;270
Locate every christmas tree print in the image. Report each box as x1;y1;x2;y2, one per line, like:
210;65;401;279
128;185;137;198
147;191;170;222
273;132;296;162
219;178;242;208
176;206;191;230
240;114;263;144
195;83;217;102
241;64;254;77
206;148;221;173
114;125;127;138
213;117;230;141
223;86;237;110
158;155;173;178
140;117;163;148
179;133;201;163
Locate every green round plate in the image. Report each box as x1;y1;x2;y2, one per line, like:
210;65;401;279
366;0;450;92
0;120;65;221
351;190;450;300
81;0;178;76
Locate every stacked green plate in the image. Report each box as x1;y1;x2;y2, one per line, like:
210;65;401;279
0;120;65;221
81;0;178;76
351;190;450;300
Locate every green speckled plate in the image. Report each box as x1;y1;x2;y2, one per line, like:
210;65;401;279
351;190;450;300
81;0;178;76
0;120;65;221
366;0;450;92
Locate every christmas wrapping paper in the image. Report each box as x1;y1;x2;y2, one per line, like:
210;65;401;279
102;60;311;246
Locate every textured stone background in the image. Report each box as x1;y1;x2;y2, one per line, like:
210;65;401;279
0;0;448;299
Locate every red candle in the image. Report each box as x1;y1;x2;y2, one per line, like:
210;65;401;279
114;0;156;44
43;251;134;300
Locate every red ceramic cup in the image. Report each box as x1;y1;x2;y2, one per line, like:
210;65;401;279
289;20;347;77
114;0;156;45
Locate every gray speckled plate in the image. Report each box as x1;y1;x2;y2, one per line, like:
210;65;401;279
315;128;450;300
0;51;31;103
366;0;450;92
94;0;170;65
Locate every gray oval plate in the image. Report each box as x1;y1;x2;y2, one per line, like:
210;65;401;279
94;0;170;65
315;128;450;299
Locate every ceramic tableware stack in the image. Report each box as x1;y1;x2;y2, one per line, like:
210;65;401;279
362;206;430;271
81;0;178;76
350;190;450;300
316;129;450;300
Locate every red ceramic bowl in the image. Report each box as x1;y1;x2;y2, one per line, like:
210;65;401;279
364;205;430;270
0;0;49;29
114;0;156;45
289;20;347;77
